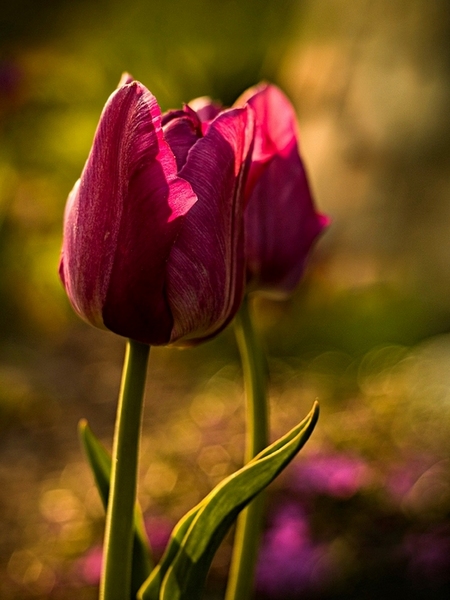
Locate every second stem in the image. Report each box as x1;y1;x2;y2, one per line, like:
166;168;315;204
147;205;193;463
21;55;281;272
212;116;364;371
226;295;269;600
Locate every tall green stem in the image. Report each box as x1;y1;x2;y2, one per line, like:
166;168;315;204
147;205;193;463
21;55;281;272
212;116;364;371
100;339;150;600
225;295;269;600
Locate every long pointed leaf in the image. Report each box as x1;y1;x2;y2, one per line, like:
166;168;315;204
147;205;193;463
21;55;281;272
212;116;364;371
78;420;153;597
139;402;319;600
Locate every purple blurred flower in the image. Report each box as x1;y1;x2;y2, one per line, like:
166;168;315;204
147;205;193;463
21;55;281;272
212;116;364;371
77;516;173;586
293;452;371;499
78;544;103;586
256;503;335;598
144;515;173;560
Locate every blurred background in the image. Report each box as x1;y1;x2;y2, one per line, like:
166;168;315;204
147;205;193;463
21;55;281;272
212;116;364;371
1;0;450;598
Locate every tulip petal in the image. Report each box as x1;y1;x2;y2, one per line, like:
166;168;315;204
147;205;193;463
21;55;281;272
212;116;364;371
236;83;328;296
60;81;198;344
235;82;297;159
245;145;327;297
162;107;202;171
188;96;222;125
235;83;300;198
166;106;255;343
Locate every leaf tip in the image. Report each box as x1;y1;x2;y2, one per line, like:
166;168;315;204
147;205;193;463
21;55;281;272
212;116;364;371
310;400;320;428
78;418;89;435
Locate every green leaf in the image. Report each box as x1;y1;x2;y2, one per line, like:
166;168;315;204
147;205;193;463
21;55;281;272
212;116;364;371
137;505;202;600
138;402;319;600
78;419;112;507
78;420;153;598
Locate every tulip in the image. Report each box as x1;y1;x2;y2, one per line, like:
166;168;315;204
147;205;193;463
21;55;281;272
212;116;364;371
235;83;328;298
59;78;254;345
187;84;328;298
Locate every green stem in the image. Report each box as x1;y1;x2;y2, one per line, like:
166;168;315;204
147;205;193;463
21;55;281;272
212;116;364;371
225;295;269;600
100;339;150;600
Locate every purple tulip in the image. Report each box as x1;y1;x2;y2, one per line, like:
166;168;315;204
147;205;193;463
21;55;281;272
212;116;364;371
188;84;328;297
235;83;329;298
59;78;254;345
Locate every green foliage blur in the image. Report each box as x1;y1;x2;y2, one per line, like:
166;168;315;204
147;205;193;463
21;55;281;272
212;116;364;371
1;1;450;599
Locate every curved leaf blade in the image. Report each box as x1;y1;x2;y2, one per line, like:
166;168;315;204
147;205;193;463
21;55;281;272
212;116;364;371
138;402;319;600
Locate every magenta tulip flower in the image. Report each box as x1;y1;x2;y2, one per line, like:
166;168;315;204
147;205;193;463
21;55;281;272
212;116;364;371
235;83;328;298
188;84;328;298
59;78;254;345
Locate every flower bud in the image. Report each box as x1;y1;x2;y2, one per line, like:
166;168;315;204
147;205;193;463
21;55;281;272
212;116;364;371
236;83;328;298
